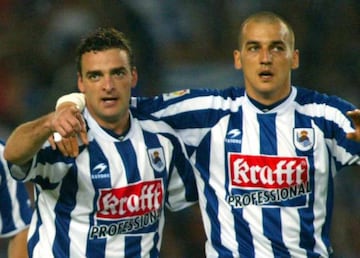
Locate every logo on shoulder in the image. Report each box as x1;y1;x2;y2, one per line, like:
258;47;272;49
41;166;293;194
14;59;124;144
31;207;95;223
293;128;314;152
163;89;190;101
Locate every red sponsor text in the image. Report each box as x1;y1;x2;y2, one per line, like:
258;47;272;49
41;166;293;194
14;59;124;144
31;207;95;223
96;180;163;219
229;154;308;189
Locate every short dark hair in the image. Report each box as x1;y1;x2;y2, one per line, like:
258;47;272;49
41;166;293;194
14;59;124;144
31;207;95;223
76;27;135;75
238;11;295;50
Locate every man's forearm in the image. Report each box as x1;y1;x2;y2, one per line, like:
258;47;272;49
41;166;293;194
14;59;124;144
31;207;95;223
4;113;54;165
7;228;29;258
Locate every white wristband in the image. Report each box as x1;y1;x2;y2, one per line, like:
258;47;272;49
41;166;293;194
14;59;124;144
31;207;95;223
55;93;86;111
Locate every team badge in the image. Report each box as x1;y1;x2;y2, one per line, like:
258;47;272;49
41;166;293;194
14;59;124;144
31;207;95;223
293;128;314;151
148;147;166;172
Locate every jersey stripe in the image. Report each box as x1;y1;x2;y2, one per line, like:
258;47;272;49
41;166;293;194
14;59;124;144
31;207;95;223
258;113;291;257
0;141;32;237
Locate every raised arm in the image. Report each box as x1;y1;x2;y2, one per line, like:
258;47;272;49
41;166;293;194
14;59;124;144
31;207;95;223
4;105;84;165
346;109;360;142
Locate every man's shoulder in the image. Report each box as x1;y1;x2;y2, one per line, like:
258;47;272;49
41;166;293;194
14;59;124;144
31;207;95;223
294;86;356;112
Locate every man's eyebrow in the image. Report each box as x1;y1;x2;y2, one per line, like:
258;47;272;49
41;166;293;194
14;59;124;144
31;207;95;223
270;40;286;45
244;40;259;45
111;67;126;72
85;70;102;76
245;40;285;45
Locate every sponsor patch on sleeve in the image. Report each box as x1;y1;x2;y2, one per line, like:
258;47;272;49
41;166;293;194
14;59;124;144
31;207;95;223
163;89;190;101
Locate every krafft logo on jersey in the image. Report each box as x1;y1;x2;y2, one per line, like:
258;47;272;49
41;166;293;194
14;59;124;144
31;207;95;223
89;180;163;239
229;154;308;189
293;128;314;152
96;179;163;220
227;154;311;208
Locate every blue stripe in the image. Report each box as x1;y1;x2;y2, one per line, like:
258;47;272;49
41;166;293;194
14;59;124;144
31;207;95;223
151;131;197;202
16;182;32;224
294;111;317;257
197;133;233;257
115;140;141;257
28;188;41;258
116;140;141;184
125;236;141;258
150;233;160;258
322;148;333;255
0;167;16;233
53;165;78;258
258;113;278;155
86;140;112;258
258;113;291;258
142;130;162;254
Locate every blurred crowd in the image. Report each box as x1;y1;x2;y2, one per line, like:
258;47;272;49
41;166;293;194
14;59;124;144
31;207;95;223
0;0;359;257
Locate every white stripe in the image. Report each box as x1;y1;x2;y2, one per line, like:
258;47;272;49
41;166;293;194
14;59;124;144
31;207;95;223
311;122;330;256
152;94;243;118
211;116;238;257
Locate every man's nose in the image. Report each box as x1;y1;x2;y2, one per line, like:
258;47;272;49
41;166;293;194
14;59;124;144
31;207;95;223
260;49;272;64
103;76;114;91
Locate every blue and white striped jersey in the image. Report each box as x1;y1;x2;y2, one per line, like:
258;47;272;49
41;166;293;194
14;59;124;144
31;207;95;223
0;141;32;238
10;109;197;258
133;86;360;258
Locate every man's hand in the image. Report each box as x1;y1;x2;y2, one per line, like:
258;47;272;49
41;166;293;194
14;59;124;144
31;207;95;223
346;109;360;142
48;102;88;157
48;133;87;157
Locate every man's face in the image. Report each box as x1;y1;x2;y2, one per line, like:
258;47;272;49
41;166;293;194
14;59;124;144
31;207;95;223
233;20;299;105
78;48;137;130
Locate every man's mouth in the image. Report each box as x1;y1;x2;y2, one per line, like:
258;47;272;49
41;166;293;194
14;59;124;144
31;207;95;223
102;97;118;104
259;71;273;79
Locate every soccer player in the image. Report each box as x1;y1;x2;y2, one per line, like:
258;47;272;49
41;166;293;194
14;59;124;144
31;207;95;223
54;11;360;257
4;28;197;258
0;141;32;258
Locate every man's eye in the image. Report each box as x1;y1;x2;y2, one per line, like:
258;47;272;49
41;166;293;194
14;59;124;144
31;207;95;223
88;74;100;80
248;46;259;51
114;70;125;77
272;46;285;52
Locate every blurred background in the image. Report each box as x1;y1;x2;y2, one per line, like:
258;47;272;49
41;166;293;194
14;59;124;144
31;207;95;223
0;0;359;257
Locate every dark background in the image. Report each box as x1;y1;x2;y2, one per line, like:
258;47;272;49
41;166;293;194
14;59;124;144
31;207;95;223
0;1;359;257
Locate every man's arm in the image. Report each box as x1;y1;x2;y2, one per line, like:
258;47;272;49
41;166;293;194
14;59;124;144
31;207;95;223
4;113;54;165
4;105;84;165
7;228;29;258
346;109;360;142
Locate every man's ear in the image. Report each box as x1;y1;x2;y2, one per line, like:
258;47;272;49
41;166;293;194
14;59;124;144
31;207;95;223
291;49;300;70
131;67;138;89
77;72;85;93
233;50;242;70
